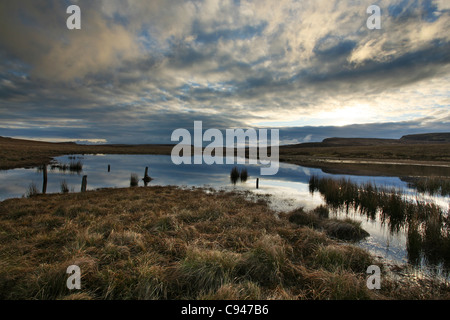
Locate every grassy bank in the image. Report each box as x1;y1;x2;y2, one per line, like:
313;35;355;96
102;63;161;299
281;142;450;162
1;186;449;300
280;142;450;177
0;136;173;170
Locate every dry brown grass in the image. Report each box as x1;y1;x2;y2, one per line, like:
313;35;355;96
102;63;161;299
280;142;450;162
0;186;449;300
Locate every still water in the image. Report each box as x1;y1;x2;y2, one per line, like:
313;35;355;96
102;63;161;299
1;154;449;278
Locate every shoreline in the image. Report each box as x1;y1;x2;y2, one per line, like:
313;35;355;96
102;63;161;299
2;150;450;178
3;153;450;178
1;136;450;176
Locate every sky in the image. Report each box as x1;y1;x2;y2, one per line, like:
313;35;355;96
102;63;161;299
0;0;449;145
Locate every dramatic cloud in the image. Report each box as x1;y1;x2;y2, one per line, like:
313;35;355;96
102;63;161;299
0;0;449;143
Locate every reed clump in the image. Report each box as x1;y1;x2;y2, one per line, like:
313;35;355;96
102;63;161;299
230;167;240;184
130;173;139;187
309;175;450;267
240;168;249;182
406;177;450;196
26;182;40;198
288;208;369;242
60;180;69;193
69;160;83;173
230;167;249;184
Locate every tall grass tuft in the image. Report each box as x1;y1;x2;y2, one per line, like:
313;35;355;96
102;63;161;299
238;234;292;286
60;180;69;193
240;168;249;182
179;248;242;296
406;177;450;196
312;205;329;218
130;173;139;187
310;244;374;273
26;182;40;198
323;218;370;241
288;208;369;242
230;167;240;185
69;161;83;173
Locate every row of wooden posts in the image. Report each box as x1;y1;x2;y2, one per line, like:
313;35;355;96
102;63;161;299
41;165;89;194
40;164;260;194
43;169;88;193
77;165;151;192
79;165;151;192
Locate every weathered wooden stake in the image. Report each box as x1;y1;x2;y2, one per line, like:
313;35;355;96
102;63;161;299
256;178;259;189
143;167;152;186
81;175;87;192
108;164;111;172
42;165;48;194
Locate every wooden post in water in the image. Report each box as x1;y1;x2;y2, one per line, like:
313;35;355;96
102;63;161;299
81;175;87;192
256;178;259;189
143;167;152;186
108;165;111;172
42;165;48;194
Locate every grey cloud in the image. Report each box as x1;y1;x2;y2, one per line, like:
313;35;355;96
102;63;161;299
0;0;449;144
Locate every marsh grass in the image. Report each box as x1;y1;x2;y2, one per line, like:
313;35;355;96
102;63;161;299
230;167;240;184
288;208;369;242
406;177;450;196
313;205;329;218
229;167;249;184
323;218;370;241
179;248;241;295
50;161;83;174
130;173;139;187
310;244;374;273
69;161;83;173
0;186;448;300
26;182;40;198
240;168;248;182
309;175;450;267
50;163;69;172
238;234;292;286
60;180;69;193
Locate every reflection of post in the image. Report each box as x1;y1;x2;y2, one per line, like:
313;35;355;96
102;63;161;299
108;165;111;172
42;165;48;194
81;175;87;192
256;178;259;189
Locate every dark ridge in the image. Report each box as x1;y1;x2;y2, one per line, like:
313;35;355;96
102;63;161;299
283;132;450;148
400;133;450;143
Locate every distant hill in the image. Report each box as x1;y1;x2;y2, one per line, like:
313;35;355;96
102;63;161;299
400;133;450;143
321;137;400;146
0;136;78;146
283;133;450;148
0;136;175;147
